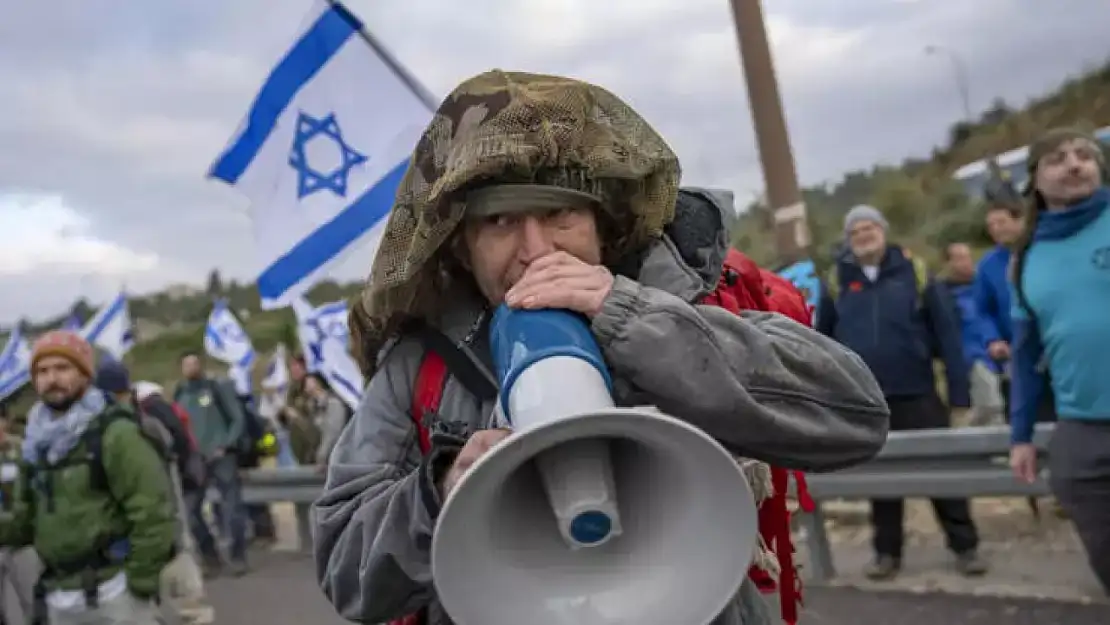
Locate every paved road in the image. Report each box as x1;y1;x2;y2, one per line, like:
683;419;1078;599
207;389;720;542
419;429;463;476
204;551;1110;625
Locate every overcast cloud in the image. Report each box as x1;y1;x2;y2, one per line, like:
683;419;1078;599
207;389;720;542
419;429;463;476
0;0;1107;324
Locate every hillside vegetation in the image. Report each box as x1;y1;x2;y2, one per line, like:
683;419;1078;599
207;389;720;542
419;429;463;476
4;57;1109;415
734;58;1110;269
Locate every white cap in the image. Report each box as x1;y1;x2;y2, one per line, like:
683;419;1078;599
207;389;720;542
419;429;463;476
133;381;164;402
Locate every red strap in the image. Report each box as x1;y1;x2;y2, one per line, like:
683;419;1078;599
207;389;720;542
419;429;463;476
389;352;451;625
410;351;449;455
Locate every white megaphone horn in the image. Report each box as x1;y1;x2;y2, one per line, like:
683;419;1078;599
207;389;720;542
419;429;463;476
432;306;760;625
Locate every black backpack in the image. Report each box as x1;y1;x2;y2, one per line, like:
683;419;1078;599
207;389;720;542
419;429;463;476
234;397;275;468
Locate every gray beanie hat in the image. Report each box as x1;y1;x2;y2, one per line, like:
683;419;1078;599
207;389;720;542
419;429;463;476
843;204;888;236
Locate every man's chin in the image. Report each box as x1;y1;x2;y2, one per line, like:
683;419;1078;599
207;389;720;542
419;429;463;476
42;396;77;412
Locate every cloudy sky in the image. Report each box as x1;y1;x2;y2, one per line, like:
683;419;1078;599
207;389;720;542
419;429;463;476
1;0;1107;324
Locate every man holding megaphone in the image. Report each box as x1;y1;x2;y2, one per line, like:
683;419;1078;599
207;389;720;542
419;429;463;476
313;71;890;625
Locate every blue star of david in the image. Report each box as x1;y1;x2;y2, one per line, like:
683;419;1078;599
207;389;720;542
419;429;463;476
288;111;368;199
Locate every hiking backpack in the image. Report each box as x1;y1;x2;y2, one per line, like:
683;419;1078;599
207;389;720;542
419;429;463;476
398;247;815;625
138;395;207;491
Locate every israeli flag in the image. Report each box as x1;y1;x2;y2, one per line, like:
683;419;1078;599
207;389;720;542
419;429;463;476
0;327;32;402
204;300;255;395
209;0;435;310
82;292;135;360
291;297;363;410
262;343;290;394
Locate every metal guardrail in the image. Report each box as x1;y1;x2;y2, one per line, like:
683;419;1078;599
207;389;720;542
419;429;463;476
799;423;1055;581
243;466;322;553
242;424;1058;575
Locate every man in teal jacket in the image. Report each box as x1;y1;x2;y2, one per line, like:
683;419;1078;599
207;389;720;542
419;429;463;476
173;351;249;577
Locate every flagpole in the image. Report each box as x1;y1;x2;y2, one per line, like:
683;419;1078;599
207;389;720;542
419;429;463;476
327;0;440;113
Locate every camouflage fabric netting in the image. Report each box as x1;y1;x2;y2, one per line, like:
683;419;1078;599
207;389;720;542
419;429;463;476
350;70;682;374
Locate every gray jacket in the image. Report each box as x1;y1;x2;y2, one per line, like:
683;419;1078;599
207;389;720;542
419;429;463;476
312;195;889;624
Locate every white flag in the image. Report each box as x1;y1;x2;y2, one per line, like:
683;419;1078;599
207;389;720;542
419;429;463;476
291;297;363;410
262;343;290;394
209;0;433;310
0;327;32;401
204;300;255;395
82;292;135;360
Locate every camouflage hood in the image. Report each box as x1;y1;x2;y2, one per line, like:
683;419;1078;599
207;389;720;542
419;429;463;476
350;70;682;374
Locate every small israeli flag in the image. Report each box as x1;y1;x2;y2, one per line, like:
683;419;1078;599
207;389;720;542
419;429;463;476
262;343;290;395
82;292;135;360
204;300;255;395
0;327;32;401
291;297;363;410
209;0;435;310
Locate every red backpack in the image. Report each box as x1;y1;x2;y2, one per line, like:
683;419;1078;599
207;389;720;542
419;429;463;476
400;248;814;625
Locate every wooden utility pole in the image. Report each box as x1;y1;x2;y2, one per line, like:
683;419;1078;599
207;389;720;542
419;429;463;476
728;0;810;265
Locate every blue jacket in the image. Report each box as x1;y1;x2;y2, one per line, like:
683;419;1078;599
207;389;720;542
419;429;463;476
1010;187;1110;443
816;246;970;407
943;279;996;372
973;246;1012;344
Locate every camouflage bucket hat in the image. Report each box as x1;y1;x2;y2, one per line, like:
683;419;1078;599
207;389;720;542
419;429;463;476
350;70;681;374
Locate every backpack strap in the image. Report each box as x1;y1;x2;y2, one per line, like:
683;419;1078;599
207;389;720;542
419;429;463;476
1011;248;1040;329
909;255;929;300
411;352;448;455
205;379;234;426
85;409;130;494
413;325;497;403
408;325;498;456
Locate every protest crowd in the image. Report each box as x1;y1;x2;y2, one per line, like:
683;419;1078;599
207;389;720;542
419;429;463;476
0;3;1107;625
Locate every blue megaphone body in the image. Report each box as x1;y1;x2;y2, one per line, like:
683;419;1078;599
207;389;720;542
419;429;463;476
490;305;622;548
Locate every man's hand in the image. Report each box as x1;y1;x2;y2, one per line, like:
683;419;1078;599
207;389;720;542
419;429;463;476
440;429;511;499
505;252;615;317
1010;443;1039;484
987;340;1011;362
212;447;226;458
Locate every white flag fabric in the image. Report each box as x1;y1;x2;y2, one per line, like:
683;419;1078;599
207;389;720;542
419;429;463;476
259;343;290;420
82;292;135;360
204;300;255;395
208;0;433;310
262;343;290;393
0;327;32;401
291;297;363;410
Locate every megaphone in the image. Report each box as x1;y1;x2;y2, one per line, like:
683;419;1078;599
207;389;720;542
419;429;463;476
432;306;759;625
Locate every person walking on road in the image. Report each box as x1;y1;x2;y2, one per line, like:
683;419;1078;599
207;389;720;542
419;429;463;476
303;373;348;469
942;242;1005;426
173;351;250;578
0;405;31;625
1008;127;1110;595
817;205;988;580
0;331;176;625
976;200;1057;425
